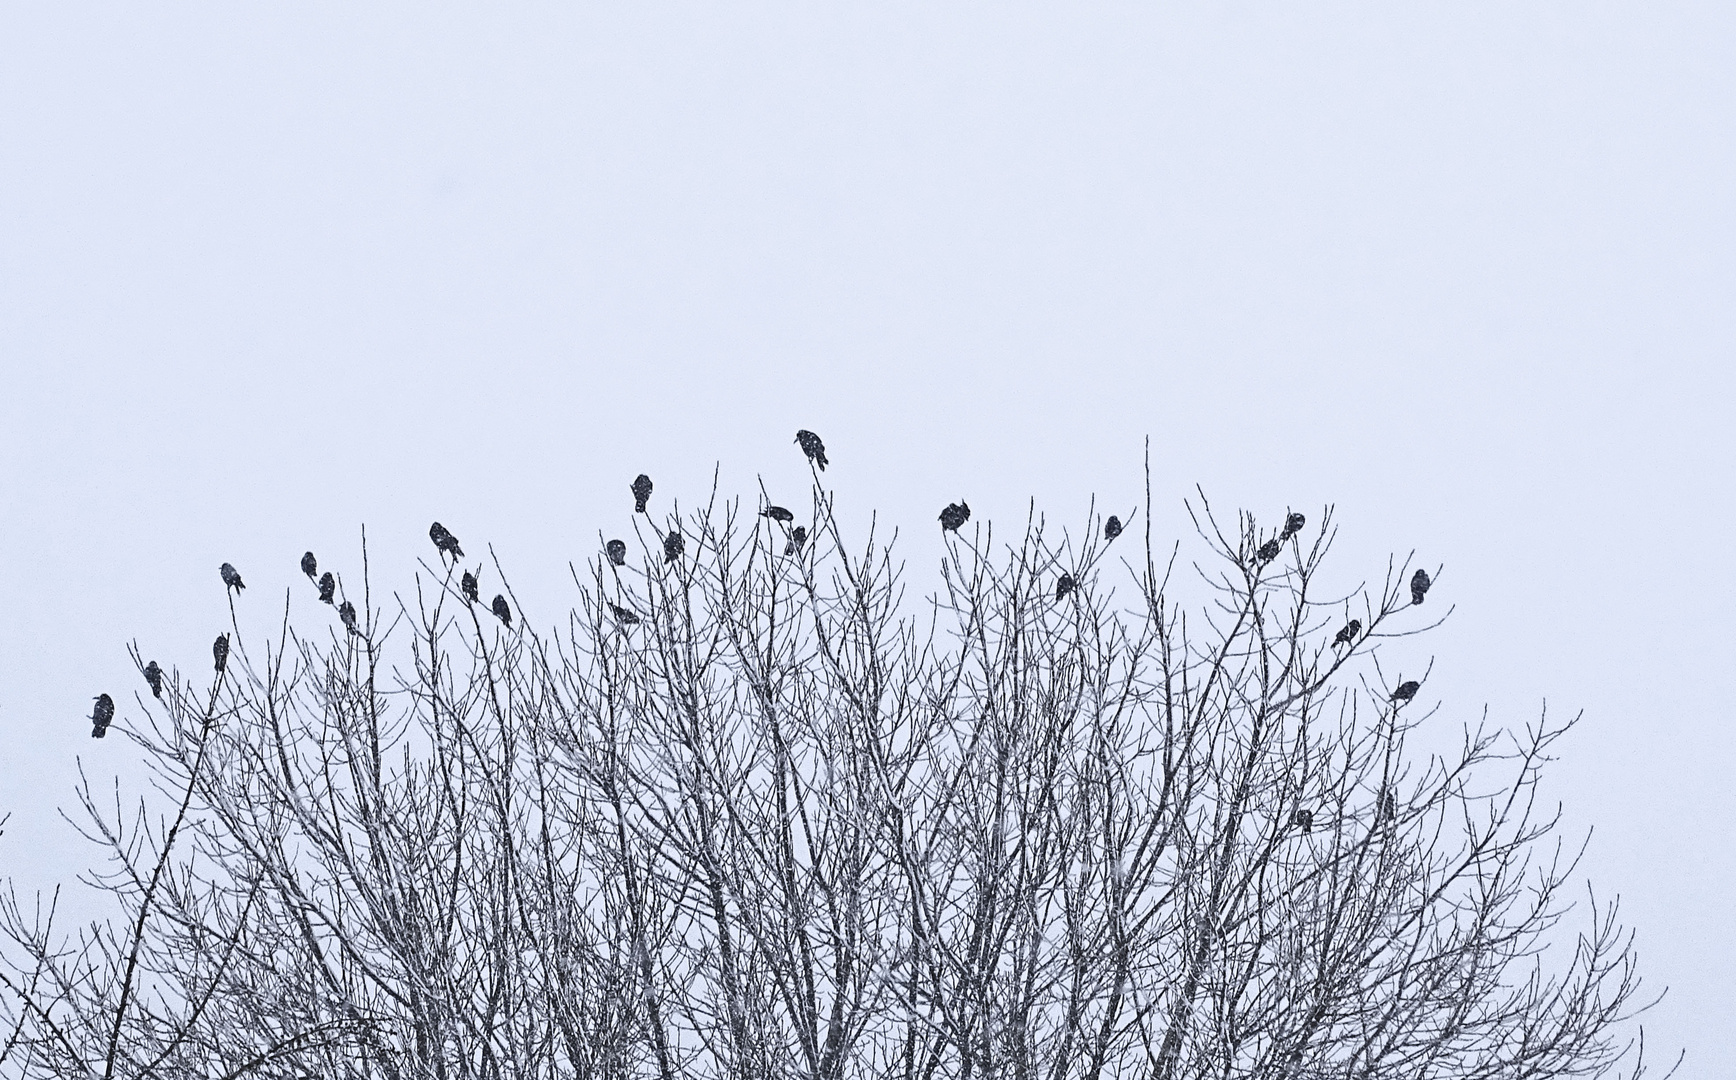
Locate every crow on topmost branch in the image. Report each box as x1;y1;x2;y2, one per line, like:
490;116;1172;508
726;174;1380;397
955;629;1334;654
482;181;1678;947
939;502;970;532
1411;569;1432;605
220;563;245;594
795;430;828;470
143;661;163;699
429;523;463;561
1104;515;1123;541
632;475;653;513
1281;512;1306;541
1391;680;1420;704
301;552;318;582
761;506;794;523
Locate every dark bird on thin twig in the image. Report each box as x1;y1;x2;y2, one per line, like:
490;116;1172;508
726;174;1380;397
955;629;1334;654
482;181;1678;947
1411;569;1431;605
429;522;463;561
1055;574;1076;602
220;563;245;594
1378;790;1397;822
1391;680;1419;704
491;595;512;627
1104;515;1123;541
1332;620;1361;648
1292;808;1313;833
301;552;317;582
143;661;163;699
761;505;794;523
609;602;641;625
317;572;336;605
795;429;828;470
1257;539;1282;564
939;502;971;532
461;572;478;604
606;540;627;566
785;526;807;556
213;634;229;673
1281;512;1306;541
91;694;114;730
664;531;685;564
338;601;357;634
632;474;653;513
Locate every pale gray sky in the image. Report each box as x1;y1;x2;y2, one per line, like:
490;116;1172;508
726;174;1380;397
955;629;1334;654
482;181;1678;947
1;3;1730;1070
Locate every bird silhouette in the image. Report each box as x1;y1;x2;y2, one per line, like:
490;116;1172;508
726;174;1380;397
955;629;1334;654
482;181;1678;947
785;526;807;556
761;505;794;523
1104;515;1123;541
1257;539;1282;564
429;522;464;561
301;551;318;582
1332;620;1361;648
1281;512;1306;541
461;571;478;604
795;430;828;470
143;661;163;699
632;474;653;513
220;563;245;594
609;602;641;624
1055;574;1076;601
213;634;230;673
1378;790;1397;822
317;572;336;605
1292;808;1313;833
1391;680;1419;704
338;601;357;634
91;694;114;732
939;502;971;532
1411;569;1431;605
606;540;627;566
491;595;512;626
664;531;685;563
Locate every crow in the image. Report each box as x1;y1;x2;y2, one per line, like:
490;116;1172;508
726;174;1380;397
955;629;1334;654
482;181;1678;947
1257;539;1282;564
761;505;794;523
785;526;807;556
606;540;627;566
91;693;114;730
1411;569;1431;605
1332;619;1361;648
795;430;828;470
1055;574;1076;602
317;572;336;605
664;531;685;563
1378;790;1397;822
1292;808;1313;833
214;634;230;673
143;661;163;699
301;551;318;582
939;502;971;532
429;522;464;561
1281;512;1306;541
461;571;478;604
632;474;653;513
338;601;357;634
609;602;641;625
1391;680;1419;704
220;563;245;594
1104;515;1123;541
491;596;512;627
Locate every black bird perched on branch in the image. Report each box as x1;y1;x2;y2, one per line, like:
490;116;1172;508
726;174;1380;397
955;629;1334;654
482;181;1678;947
461;571;478;604
1281;512;1306;541
1055;574;1076;602
1332;620;1361;648
1104;515;1123;541
939;502;970;532
1292;808;1313;833
429;522;463;561
609;602;641;625
795;429;828;470
1411;569;1431;605
338;601;357;634
632;474;653;513
664;531;685;563
785;526;807;556
213;634;229;673
317;572;336;605
491;595;512;627
220;563;245;594
1378;790;1397;822
1391;680;1419;704
143;661;163;699
90;693;114;739
761;505;794;523
606;540;627;566
1257;539;1282;564
301;552;317;582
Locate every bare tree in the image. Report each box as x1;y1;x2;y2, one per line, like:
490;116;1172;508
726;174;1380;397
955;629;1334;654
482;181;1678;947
0;461;1676;1079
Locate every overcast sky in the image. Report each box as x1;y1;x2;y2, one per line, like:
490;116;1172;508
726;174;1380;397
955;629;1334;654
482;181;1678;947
1;3;1730;1071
